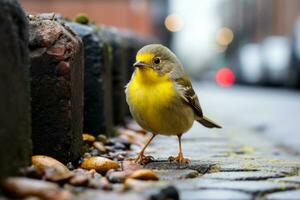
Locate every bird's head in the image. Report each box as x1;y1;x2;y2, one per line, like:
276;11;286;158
133;44;184;82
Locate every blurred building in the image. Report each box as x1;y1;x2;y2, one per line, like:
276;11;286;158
20;0;170;44
221;0;300;43
219;0;300;87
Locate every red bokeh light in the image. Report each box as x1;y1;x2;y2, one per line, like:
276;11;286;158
215;67;235;87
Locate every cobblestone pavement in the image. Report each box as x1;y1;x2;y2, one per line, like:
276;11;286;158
143;123;300;200
77;84;300;200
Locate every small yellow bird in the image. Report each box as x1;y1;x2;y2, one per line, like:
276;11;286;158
125;44;221;164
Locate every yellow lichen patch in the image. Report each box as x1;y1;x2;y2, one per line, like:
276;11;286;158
241;163;261;170
267;159;281;163
240;146;256;154
209;165;221;173
136;53;154;64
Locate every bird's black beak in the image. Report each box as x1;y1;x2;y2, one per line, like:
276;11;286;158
133;61;148;68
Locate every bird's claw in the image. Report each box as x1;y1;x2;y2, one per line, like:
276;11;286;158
168;154;190;164
135;154;154;165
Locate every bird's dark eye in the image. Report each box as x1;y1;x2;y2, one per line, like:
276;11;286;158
154;57;160;64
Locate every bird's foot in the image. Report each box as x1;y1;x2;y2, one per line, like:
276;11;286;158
134;153;154;165
168;153;190;164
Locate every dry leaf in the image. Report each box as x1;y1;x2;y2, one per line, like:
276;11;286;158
128;169;159;181
80;157;120;174
82;134;96;143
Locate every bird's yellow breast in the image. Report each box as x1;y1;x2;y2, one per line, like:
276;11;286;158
126;68;176;133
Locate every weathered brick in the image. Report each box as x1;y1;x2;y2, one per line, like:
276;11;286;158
0;0;31;180
101;27;128;125
28;14;84;163
65;22;113;136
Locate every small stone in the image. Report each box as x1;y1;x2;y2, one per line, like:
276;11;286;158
97;135;108;144
129;169;159;181
31;155;70;176
80;157;120;174
122;160;142;172
66;162;75;171
1;177;59;199
124;178;160;191
117;154;125;161
90;149;100;156
105;146;116;152
20;166;44;179
82;134;96;143
93;142;107;153
149;185;179;200
69;174;89;186
114;142;126;150
83;153;91;158
88;177;112;190
110;138;131;149
107;171;127;183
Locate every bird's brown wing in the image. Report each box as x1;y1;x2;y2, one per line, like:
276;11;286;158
175;76;222;128
174;76;203;118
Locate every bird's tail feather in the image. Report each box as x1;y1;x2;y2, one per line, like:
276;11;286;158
197;116;222;128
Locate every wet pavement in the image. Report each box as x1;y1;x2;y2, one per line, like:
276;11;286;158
193;83;300;154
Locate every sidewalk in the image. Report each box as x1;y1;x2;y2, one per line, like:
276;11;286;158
75;85;300;200
144;123;300;200
74;122;300;200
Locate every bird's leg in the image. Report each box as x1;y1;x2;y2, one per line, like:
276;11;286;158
168;134;190;164
135;134;156;165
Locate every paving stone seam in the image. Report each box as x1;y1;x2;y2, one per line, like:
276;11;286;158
255;187;300;200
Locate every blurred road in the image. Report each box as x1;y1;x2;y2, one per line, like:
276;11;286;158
193;82;300;154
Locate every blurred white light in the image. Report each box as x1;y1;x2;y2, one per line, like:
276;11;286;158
261;36;291;83
171;0;221;70
239;44;263;83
